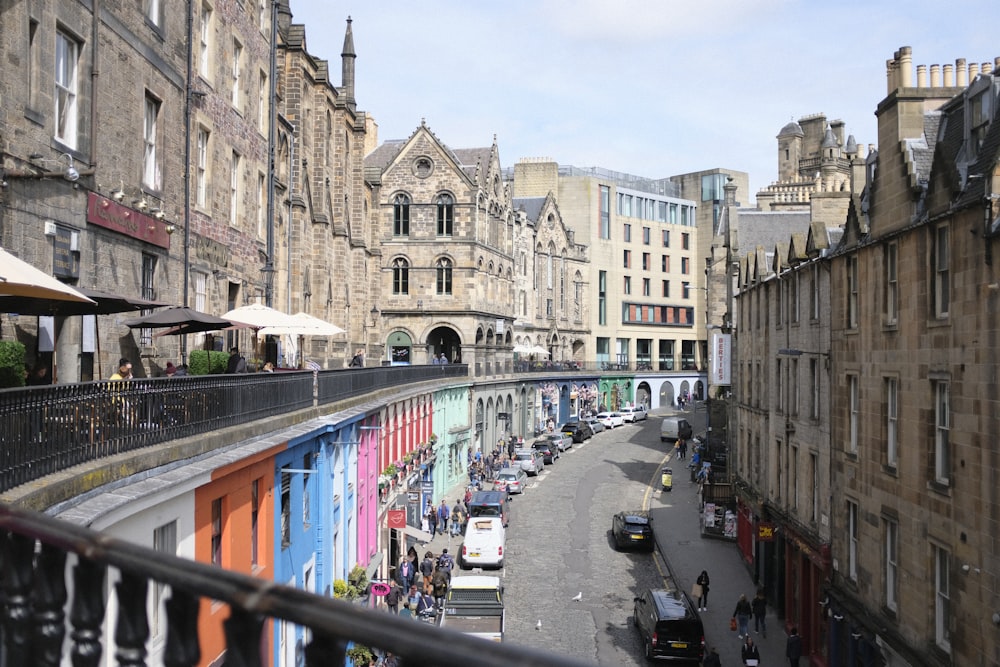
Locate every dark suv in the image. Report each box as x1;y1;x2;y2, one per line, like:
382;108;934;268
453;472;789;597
559;420;593;443
531;440;558;464
632;588;704;662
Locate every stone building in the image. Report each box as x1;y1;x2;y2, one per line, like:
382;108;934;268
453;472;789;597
364;123;516;371
825;48;1000;667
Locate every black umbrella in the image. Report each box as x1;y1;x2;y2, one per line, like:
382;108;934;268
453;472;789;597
0;288;170;316
124;306;232;334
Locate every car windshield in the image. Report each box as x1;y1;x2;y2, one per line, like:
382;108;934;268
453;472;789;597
497;472;517;480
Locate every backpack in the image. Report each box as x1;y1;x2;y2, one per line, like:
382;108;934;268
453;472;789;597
438;553;454;572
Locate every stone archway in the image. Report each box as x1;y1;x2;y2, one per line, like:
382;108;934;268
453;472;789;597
636;382;651;410
428;325;462;363
659;382;676;408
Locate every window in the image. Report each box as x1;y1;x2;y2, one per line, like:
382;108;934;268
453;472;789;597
436;193;454;235
152;520;176;637
886;242;898;325
196;127;209;207
662;229;670;247
258;71;268;133
642;253;650;271
681;257;690;274
623;224;632;242
143;94;161;189
642;278;650;297
194;272;207;312
969;86;991;160
847;500;858;581
623;276;631;295
934;546;951;651
790;446;798;509
682;281;690;299
391;257;409;295
849;375;859;454
934;381;950;483
811;264;820;320
55;30;79;147
392;194;410;236
198;4;212;79
302;454;311;527
211;498;223;565
790;359;799;416
28;20;40;110
886;377;898;467
140;254;157;347
256;173;266;238
599;186;610;239
258;0;267;30
662;280;669;297
661;255;668;272
598;271;607;325
847;255;858;328
623;250;631;268
436;258;452;295
231;38;242;107
811;359;820;419
642;227;650;245
251;479;260;567
933;224;950;318
885;519;898;612
280;467;291;547
681;233;690;250
791;272;800;323
144;0;162;27
810;453;818;522
230;151;241;225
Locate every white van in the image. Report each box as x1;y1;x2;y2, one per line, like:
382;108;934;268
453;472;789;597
660;417;692;442
461;517;506;569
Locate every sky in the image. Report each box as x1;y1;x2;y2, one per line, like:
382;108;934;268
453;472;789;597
289;0;996;202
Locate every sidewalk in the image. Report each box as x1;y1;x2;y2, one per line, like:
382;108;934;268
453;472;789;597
417;478;475;559
654;412;785;666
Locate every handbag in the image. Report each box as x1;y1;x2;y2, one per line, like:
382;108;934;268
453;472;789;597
691;583;703;598
730;617;738;632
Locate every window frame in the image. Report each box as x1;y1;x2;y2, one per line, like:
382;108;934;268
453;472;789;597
230;151;241;226
847;500;859;581
231;38;243;108
849;374;859;454
933;224;950;319
934;381;950;484
143;94;162;190
885;518;898;612
435;257;453;295
198;4;212;80
934;545;951;651
55;30;80;148
886;377;898;467
392;194;410;236
196;127;209;208
436;193;454;236
391;257;409;295
885;242;898;326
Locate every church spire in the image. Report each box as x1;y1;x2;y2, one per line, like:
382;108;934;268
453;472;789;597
341;17;356;108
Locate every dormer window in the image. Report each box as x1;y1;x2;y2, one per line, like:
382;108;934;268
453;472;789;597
966;76;994;162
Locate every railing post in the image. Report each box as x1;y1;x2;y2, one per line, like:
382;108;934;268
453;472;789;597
69;557;107;667
163;589;201;667
32;543;68;667
0;532;36;666
113;571;149;667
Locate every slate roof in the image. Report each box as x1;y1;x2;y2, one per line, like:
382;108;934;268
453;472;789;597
513;197;546;223
734;210;813;261
363;140;405;171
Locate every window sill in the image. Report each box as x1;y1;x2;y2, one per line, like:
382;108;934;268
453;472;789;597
24;107;44;126
881;463;898;478
927;479;951;497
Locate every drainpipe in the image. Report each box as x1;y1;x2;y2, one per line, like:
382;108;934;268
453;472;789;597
181;0;194;363
90;0;100;172
264;0;279;306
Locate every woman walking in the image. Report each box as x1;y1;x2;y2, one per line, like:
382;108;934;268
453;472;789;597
695;570;710;611
732;593;752;639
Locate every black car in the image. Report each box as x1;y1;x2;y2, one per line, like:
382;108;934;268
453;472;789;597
611;511;654;551
632;588;705;662
531;440;558;464
559;420;593;443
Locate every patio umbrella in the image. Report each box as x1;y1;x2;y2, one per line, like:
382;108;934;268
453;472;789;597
512;344;532;354
528;345;551;357
221;303;303;330
0;247;95;305
0;287;169;316
124;306;232;335
258;312;344;337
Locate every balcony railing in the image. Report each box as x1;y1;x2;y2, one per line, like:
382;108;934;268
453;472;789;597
0;502;595;667
0;365;467;495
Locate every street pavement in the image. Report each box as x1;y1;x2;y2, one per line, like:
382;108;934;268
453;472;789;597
415;405;788;666
650;403;785;666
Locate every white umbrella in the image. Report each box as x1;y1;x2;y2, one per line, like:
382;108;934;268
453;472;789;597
0;247;95;305
258;312;344;337
529;345;551;357
512;344;532;354
221;303;302;330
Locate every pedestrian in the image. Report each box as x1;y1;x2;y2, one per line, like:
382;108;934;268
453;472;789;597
407;584;419;609
786;626;804;667
385;580;401;614
349;349;364;368
752;588;767;637
397;555;414;591
438;353;448;364
431;566;449;609
741;635;760;666
420;551;436;581
164;362;177;377
226;347;247;373
26;363;50;385
695;570;710;611
437;548;455;583
702;646;722;667
450;500;464;536
427;503;438;537
733;593;753;639
110;358;133;381
436;500;450;536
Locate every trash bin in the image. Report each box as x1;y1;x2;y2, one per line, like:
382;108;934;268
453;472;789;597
661;466;672;491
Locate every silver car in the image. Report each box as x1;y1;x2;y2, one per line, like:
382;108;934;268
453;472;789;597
493;468;528;494
512;448;544;476
586;417;605;434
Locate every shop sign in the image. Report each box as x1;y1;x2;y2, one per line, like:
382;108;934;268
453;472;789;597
86;192;170;249
757;521;776;542
387;509;406;529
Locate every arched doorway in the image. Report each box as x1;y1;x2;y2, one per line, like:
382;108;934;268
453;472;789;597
386;331;412;365
636;382;651;410
659;382;676;408
428;325;462;363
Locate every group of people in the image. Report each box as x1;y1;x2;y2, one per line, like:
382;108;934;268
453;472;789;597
694;572;804;666
429;353;450;365
420;498;470;538
387;546;457;620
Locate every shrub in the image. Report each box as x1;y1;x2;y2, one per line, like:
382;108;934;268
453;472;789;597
188;350;229;375
0;341;26;388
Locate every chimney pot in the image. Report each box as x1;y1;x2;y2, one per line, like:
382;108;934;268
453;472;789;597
957;59;968;87
968;62;979;83
916;64;928;88
930;64;941;87
899;46;913;87
944;64;954;87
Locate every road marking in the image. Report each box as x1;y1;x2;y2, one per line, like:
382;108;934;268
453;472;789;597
644;450;676;585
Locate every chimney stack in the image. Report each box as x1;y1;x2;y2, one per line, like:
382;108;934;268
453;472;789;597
956;59;968;86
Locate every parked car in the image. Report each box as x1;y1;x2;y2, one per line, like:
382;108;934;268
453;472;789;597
461;517;506;569
541;431;573;451
585;417;605;434
513;448;544;476
531;440;559;464
611;510;655;551
558;420;593;443
620;405;648;422
596;412;625;429
632;588;705;663
467;490;512;527
660;417;693;442
492;468;528;494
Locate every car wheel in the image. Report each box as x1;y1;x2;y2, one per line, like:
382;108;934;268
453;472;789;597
644;638;654;661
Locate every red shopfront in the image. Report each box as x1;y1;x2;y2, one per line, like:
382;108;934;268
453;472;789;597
783;525;831;667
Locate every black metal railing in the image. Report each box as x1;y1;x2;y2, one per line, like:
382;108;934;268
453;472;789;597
0;365;468;495
0;502;595;667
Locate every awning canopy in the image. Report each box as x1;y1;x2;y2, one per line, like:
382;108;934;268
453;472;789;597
0;247;95;310
124;306;232;334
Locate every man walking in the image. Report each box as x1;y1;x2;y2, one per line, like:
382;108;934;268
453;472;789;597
752;588;768;638
436;500;450;536
786;626;803;666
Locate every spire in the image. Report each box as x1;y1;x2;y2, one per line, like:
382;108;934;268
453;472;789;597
341;17;356;107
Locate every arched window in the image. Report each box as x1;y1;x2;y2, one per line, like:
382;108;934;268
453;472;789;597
436;257;453;295
392;257;409;294
393;194;410;236
436;193;454;236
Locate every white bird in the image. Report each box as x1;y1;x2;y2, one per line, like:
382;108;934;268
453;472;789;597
536;619;542;630
571;592;582;601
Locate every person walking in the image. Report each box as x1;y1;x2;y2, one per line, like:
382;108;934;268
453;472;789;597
450;500;464;536
385;581;401;614
419;551;436;583
431;566;449;610
437;548;455;583
786;626;804;666
427;502;438;537
741;635;760;666
396;555;414;592
436;500;450;536
732;593;752;639
752;588;768;637
696;570;711;611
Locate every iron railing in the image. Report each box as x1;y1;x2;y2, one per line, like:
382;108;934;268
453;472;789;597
0;502;595;667
0;365;468;495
